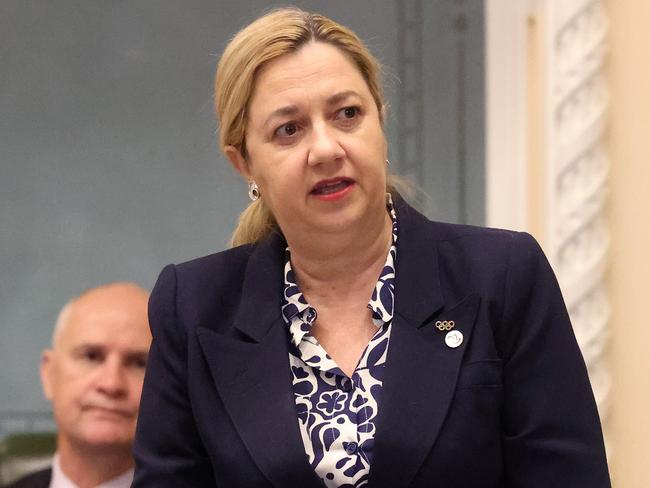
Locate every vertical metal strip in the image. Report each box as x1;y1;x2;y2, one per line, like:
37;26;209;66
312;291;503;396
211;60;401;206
454;1;468;223
396;0;424;183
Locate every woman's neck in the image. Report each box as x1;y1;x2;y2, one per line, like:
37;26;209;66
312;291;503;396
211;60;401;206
285;209;393;304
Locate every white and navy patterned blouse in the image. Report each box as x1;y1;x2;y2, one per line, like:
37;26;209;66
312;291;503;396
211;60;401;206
281;196;398;488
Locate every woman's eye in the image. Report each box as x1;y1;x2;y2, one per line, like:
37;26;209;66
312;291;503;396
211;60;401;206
275;122;298;138
336;106;362;125
342;106;359;118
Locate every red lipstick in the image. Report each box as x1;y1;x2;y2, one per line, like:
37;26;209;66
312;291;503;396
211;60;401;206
310;177;355;201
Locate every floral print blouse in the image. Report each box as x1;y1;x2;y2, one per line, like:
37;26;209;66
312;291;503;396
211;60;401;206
281;197;398;487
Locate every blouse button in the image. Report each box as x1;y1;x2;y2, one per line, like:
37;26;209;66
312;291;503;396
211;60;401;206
306;308;317;323
345;442;358;455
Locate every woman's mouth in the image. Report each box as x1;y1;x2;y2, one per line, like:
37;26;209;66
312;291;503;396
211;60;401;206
310;178;355;200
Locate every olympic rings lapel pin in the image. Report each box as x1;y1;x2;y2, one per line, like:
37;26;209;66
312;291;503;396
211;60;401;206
435;320;463;348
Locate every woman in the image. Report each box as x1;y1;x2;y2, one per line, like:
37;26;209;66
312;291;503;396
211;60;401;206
133;8;610;488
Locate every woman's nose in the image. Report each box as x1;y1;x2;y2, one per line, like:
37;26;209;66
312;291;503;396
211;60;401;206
307;122;345;166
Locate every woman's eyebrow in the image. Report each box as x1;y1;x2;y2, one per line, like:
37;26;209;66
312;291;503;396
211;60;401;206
326;90;361;106
264;105;299;128
262;91;362;128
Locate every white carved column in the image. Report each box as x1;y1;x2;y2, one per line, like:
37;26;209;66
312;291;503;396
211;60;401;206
544;0;611;422
486;0;611;434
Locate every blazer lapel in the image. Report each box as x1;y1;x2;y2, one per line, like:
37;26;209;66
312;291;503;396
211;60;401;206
368;295;481;488
196;232;324;488
369;201;481;488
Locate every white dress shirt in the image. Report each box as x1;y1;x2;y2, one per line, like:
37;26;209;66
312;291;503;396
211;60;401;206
49;454;134;488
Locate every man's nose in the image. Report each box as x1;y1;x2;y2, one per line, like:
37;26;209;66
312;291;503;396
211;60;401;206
96;358;128;398
307;122;345;166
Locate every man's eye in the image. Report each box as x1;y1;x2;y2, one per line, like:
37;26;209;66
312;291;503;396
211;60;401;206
127;356;148;369
275;122;298;138
83;350;103;362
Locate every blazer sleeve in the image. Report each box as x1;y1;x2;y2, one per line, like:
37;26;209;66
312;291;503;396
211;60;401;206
132;264;217;487
498;232;611;487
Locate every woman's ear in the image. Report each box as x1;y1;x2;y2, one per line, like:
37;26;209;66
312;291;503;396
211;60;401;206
225;145;252;180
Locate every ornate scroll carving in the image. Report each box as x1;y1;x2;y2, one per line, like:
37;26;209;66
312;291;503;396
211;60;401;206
549;0;610;422
486;0;611;440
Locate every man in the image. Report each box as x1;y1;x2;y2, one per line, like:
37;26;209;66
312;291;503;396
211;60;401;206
7;283;151;488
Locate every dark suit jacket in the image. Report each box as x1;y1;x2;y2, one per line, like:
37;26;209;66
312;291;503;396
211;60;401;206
133;200;610;487
4;468;51;488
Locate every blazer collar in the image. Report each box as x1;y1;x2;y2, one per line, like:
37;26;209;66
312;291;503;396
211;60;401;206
392;198;445;325
368;294;481;488
197;322;325;488
367;198;481;488
198;230;325;486
231;230;287;343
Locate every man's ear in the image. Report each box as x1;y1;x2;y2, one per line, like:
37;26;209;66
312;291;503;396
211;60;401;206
40;350;55;401
224;145;252;180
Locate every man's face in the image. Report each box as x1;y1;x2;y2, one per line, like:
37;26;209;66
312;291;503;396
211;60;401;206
41;284;151;452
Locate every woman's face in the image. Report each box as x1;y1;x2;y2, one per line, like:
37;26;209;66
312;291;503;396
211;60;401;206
227;42;388;237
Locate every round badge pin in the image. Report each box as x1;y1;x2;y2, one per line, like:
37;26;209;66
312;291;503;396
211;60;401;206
445;330;463;348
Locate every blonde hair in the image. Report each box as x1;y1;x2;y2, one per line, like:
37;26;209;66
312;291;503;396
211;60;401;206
215;7;389;247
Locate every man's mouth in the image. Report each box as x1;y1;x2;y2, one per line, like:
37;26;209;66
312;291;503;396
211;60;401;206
83;405;132;418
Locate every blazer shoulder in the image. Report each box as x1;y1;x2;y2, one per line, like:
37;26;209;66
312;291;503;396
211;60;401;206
5;468;52;488
420;219;550;311
427;219;521;244
397;196;536;258
150;236;285;336
174;242;256;280
426;219;544;264
160;242;261;305
398;200;547;293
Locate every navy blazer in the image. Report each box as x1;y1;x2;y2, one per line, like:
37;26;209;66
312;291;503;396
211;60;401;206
132;200;610;487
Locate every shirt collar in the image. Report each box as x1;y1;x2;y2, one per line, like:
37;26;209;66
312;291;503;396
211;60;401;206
282;194;398;348
49;453;134;488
